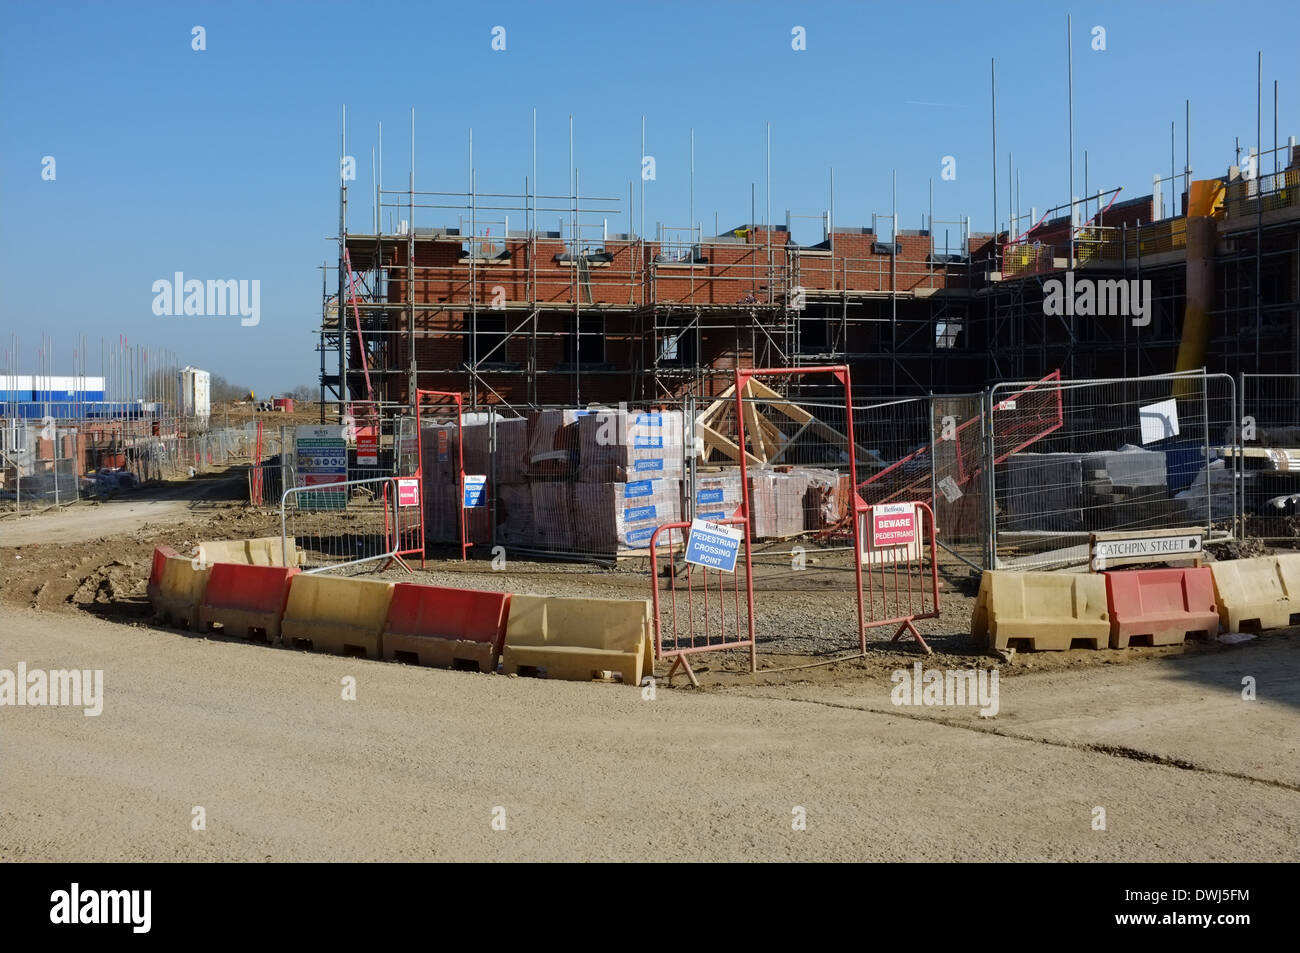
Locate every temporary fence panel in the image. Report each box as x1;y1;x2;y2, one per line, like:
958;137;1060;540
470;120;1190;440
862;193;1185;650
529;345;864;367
1239;373;1300;545
648;517;756;684
280;475;410;574
390;414;424;561
987;370;1238;571
0;423;81;509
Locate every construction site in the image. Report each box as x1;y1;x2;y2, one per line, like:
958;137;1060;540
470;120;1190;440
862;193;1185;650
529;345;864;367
3;6;1299;878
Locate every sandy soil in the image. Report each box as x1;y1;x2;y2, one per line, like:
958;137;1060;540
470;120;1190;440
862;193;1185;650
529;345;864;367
1;605;1297;862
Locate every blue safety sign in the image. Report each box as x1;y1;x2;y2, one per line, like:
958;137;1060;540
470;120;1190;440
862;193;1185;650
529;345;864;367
684;519;742;573
463;475;487;508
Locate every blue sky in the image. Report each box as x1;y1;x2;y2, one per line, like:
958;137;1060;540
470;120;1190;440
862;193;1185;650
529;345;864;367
2;0;1296;392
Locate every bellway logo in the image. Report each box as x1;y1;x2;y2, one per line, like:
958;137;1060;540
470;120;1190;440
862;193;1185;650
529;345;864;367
1042;271;1152;327
0;663;103;716
50;884;151;933
151;272;261;326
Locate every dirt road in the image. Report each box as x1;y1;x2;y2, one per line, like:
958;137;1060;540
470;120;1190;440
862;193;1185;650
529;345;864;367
2;606;1296;862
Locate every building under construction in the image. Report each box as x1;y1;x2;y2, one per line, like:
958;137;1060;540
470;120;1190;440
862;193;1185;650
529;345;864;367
320;130;1300;415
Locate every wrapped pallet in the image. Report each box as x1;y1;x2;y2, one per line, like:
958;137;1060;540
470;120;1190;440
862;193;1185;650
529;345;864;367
420;423;460;484
577;407;685;483
692;470;744;522
802;468;845;530
495;483;534;548
748;470;810;539
574;479;683;554
526;409;587;478
530;480;577;553
462;415;529;485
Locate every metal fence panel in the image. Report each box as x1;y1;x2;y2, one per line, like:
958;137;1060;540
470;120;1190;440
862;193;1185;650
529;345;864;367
1239;373;1300;544
988;370;1238;570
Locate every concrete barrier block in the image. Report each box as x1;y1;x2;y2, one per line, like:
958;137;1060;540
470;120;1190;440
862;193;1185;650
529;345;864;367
1104;567;1219;648
1210;554;1300;633
502;594;653;684
147;545;178;608
970;570;1109;651
153;553;211;630
281;575;395;658
381;584;511;672
195;536;300;567
198;563;299;642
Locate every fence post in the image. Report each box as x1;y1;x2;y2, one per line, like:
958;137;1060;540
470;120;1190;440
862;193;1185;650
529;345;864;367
1202;368;1211;533
982;386;997;569
685;394;696;522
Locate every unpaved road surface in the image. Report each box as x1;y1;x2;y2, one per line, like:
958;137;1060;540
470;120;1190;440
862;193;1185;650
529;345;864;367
2;606;1297;862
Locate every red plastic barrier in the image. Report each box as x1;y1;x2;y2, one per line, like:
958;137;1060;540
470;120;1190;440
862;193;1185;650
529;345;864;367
382;583;511;672
147;544;178;601
198;562;300;641
1104;567;1220;648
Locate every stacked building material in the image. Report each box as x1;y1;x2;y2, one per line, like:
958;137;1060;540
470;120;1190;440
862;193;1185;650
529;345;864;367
692;471;744;522
801;467;844;530
526;409;588;478
577;407;685;482
748;471;811;538
462;416;529;484
495;483;534;547
1082;446;1172;530
1002;452;1085;533
530;480;577;552
573;478;683;553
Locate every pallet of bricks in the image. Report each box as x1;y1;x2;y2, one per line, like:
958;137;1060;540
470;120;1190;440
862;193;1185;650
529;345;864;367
420;408;683;558
421;407;849;558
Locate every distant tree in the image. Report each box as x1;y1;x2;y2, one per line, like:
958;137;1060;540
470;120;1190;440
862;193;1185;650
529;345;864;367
290;384;315;403
209;374;250;402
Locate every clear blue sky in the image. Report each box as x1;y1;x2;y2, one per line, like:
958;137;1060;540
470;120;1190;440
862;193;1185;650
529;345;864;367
2;0;1296;393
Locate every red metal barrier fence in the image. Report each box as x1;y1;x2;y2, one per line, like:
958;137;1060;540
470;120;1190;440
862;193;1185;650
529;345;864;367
856;499;941;653
648;518;756;686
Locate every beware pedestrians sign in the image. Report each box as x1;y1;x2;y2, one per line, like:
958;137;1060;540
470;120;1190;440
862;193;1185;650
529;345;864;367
684;519;742;573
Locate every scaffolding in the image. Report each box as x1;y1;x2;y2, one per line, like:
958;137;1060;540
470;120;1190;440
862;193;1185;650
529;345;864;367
320;114;1300;423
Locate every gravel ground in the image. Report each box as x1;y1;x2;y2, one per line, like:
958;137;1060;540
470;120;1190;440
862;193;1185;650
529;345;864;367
2;605;1297;862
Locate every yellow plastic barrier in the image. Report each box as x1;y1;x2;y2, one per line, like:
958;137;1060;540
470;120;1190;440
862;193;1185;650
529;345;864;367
151;555;212;630
1209;554;1300;633
502;594;654;684
194;536;301;567
971;570;1110;651
280;575;395;658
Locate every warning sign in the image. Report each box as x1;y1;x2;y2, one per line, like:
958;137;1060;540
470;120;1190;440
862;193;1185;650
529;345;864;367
397;478;420;507
357;431;379;466
871;503;917;547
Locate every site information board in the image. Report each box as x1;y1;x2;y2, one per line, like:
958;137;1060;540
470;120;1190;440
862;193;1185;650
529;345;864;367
684;519;742;573
295;425;347;510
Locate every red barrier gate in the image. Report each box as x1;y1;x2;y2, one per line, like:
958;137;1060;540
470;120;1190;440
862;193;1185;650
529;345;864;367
649;518;756;686
856;500;942;652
